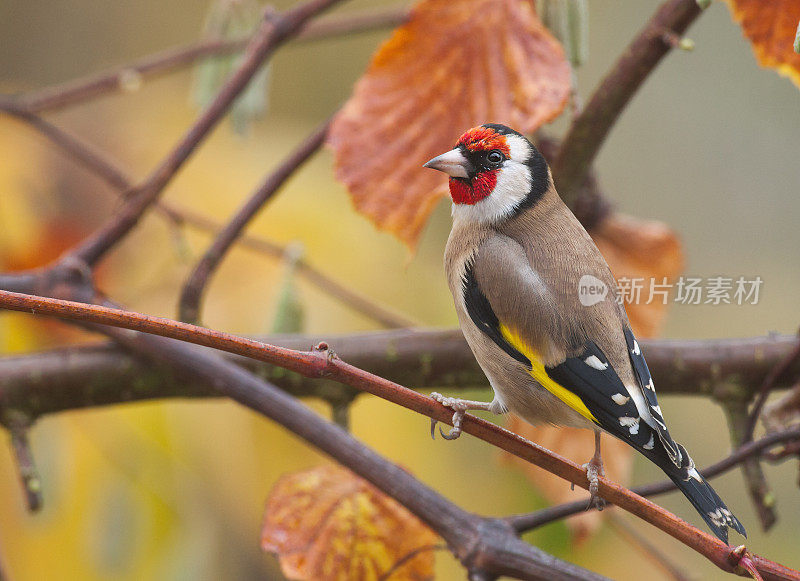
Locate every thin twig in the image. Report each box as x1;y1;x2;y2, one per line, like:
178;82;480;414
178;119;330;323
0;291;797;579
165;202;417;327
607;514;693;581
552;0;704;206
506;426;800;533
745;332;800;441
0;7;408;114
377;543;447;581
69;0;346;267
5;110;132;191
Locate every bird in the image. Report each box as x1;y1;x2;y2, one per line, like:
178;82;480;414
423;123;746;543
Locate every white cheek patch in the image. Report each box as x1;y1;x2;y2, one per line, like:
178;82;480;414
505;134;531;164
452;160;532;226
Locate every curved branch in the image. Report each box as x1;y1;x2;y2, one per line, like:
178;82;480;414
552;0;703;206
178;119;330;323
0;290;797;579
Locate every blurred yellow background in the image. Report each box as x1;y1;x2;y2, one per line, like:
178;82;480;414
1;0;799;579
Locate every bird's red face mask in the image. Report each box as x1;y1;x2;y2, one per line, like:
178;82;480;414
424;126;511;205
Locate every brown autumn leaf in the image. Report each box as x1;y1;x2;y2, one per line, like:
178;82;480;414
505;213;684;542
261;465;438;581
328;0;571;248
726;0;800;88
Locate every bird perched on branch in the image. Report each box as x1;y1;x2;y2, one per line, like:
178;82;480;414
423;123;746;543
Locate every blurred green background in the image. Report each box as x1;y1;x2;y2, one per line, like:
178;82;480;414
1;0;799;579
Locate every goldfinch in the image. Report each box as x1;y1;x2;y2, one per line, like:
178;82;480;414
423;123;746;543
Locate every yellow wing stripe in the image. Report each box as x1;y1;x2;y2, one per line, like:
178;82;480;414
499;324;597;423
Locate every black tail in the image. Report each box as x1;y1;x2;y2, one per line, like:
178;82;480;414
651;442;747;543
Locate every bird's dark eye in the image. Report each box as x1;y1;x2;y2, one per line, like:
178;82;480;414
486;150;505;164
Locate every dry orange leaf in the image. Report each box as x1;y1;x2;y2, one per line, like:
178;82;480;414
261;465;438;581
505;213;684;542
328;0;571;248
726;0;800;87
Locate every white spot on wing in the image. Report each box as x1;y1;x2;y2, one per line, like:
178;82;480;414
584;355;608;370
708;509;725;527
624;383;656;430
611;393;629;405
643;434;655;450
632;340;641;355
619;416;640;435
687;467;703;482
651;404;663;417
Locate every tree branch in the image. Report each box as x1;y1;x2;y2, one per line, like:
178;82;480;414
2;329;798;421
68;0;346;267
0;7;408;114
552;0;703;206
0;290;797;579
178;119;330;323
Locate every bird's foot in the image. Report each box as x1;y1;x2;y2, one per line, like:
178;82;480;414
429;392;492;441
581;458;606;511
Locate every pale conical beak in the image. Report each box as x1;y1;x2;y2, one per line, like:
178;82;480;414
423;148;473;179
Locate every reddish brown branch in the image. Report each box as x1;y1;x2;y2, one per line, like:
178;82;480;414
553;0;704;206
68;0;345;268
0;290;797;579
0;7;408;114
178;119;330;323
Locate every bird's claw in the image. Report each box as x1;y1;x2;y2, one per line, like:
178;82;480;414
430;392;468;441
581;460;606;511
